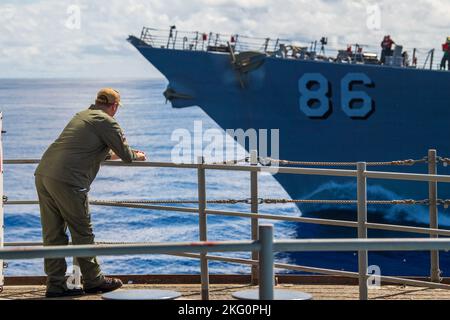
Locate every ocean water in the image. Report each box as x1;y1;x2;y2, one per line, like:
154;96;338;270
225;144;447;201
0;79;299;276
1;79;449;278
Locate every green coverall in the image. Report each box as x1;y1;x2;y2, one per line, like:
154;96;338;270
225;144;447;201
35;105;137;293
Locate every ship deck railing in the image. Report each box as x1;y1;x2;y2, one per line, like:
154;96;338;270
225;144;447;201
2;155;450;299
1;113;450;299
2;227;450;300
137;27;445;71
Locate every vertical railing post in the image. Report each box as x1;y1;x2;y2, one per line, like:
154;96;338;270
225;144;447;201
428;149;441;282
430;49;435;70
197;156;209;300
357;162;368;300
259;225;274;300
173;31;178;50
207;32;212;49
194;32;199;51
0;113;4;292
167;26;175;49
215;33;219;46
250;150;259;285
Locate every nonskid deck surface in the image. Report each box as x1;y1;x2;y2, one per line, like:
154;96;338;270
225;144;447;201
2;284;450;300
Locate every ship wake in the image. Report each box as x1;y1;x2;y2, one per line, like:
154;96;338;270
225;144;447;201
301;181;450;227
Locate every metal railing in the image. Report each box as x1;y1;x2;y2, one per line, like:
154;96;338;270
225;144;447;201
2;148;450;300
138;27;445;71
140;27;287;54
1;225;450;300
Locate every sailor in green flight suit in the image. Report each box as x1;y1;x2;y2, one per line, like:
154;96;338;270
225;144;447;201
35;88;147;298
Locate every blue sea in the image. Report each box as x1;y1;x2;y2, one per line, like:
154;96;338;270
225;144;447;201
0;79;299;276
1;79;449;278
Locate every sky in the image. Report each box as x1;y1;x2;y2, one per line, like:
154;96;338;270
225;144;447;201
0;0;449;78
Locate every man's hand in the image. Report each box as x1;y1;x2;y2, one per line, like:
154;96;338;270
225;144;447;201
133;150;147;161
109;153;121;161
109;150;147;161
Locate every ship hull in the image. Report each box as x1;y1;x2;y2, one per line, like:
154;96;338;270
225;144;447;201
129;39;450;275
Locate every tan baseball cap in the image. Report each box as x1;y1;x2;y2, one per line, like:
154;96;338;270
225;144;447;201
95;88;122;107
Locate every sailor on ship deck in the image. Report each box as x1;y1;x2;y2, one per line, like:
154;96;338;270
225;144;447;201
440;38;450;70
34;88;147;298
380;35;395;64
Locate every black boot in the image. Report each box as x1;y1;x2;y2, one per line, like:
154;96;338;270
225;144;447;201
46;288;85;298
84;277;123;294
